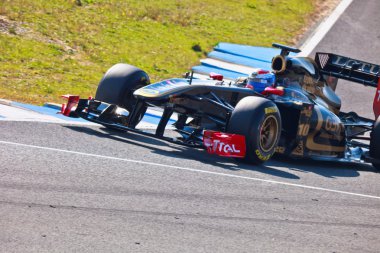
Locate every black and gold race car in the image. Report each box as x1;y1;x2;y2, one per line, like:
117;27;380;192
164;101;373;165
62;44;380;170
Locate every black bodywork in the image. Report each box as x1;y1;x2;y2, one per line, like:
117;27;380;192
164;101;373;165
69;44;380;166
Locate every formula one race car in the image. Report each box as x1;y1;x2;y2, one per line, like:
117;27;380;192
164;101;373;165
62;43;380;170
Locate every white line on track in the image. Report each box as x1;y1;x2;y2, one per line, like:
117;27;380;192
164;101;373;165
1;140;379;200
298;0;353;56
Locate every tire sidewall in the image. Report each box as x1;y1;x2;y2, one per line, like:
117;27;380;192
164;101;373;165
247;110;281;163
118;70;149;111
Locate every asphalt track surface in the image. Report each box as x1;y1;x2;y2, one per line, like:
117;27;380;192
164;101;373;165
1;121;379;252
1;0;380;252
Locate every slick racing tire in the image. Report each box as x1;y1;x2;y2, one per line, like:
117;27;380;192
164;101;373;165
227;96;281;164
95;63;150;112
95;63;150;127
370;117;380;170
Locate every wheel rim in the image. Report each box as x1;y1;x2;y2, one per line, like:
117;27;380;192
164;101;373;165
259;115;279;152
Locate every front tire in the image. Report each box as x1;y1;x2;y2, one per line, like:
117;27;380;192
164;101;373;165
227;96;281;164
95;63;150;126
95;63;150;112
370;117;380;170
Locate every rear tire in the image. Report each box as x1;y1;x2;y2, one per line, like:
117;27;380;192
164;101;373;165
227;96;281;164
370;117;380;170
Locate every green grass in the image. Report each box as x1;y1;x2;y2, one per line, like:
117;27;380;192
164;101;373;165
0;0;317;104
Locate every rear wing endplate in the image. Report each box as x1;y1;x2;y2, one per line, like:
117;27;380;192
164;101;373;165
315;53;380;119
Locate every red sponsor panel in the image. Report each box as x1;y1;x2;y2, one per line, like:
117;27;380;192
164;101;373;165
374;78;380;120
203;131;246;158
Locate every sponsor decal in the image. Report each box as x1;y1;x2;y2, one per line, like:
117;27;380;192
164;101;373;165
140;89;160;95
136;79;188;97
297;105;313;137
210;140;241;153
297;124;310;137
331;55;380;75
203;131;246;158
305;106;345;152
292;141;304;156
264;106;278;115
325;116;343;133
255;149;271;161
275;146;285;154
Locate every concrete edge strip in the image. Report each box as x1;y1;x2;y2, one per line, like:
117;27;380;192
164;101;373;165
0;99;12;106
0;100;173;129
298;0;354;56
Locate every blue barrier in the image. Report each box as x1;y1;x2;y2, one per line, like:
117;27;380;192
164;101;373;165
214;42;279;63
208;51;272;70
192;43;296;80
192;65;247;79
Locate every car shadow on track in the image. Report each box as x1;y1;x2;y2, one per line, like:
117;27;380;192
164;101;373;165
271;155;376;178
64;125;376;180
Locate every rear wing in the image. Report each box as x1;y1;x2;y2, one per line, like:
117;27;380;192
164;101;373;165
315;53;379;87
315;53;380;119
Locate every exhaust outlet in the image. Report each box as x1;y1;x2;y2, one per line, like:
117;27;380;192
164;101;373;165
271;55;287;74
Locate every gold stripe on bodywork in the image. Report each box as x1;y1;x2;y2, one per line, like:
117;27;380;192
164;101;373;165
305;106;345;152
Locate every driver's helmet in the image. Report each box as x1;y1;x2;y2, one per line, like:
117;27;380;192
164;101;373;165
246;70;275;93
